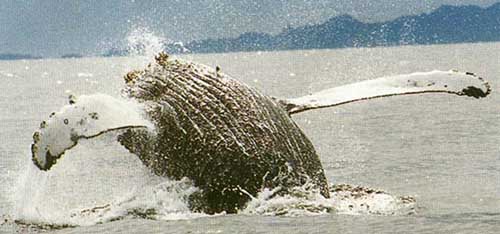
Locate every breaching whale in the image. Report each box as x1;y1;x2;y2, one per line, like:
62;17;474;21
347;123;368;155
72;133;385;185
31;53;490;214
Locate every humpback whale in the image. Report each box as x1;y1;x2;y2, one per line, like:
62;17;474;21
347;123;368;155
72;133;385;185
31;53;490;214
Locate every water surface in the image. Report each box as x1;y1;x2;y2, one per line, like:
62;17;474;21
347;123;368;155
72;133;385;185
1;43;499;233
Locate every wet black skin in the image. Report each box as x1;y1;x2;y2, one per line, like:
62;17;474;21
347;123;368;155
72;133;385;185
117;53;329;214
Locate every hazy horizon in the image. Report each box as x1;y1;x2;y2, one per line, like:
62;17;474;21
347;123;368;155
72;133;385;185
1;0;498;57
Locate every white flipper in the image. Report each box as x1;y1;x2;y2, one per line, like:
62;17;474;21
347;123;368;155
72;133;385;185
283;70;491;114
31;94;151;170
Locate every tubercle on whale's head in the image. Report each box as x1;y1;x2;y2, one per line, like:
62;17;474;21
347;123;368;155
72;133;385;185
154;52;169;67
127;53;170;82
124;70;143;85
123;53;171;85
122;52;172;99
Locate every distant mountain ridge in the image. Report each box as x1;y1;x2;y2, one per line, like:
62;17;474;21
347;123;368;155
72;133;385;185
170;3;500;54
2;3;500;60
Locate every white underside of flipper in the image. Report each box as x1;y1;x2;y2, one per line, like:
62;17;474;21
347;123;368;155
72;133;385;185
284;70;491;114
31;94;152;170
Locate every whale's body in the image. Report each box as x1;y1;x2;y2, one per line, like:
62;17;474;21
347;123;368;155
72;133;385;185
118;54;329;213
31;53;490;214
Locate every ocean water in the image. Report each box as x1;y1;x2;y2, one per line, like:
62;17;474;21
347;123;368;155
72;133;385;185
0;42;499;233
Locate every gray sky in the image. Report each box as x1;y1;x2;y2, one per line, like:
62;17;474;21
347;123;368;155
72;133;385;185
1;0;498;56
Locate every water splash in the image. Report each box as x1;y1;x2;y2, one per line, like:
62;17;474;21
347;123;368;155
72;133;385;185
10;133;203;227
67;177;207;225
126;27;167;59
242;183;416;217
9;156;416;229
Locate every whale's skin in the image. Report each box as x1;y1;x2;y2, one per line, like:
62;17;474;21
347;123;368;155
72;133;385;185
117;53;329;214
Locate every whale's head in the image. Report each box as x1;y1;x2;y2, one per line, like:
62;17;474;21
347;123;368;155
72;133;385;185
31;94;151;170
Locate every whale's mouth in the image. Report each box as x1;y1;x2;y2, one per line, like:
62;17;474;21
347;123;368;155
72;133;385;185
31;94;151;171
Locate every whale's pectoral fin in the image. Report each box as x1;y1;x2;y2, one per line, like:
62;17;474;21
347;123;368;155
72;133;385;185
31;94;151;171
280;70;491;115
